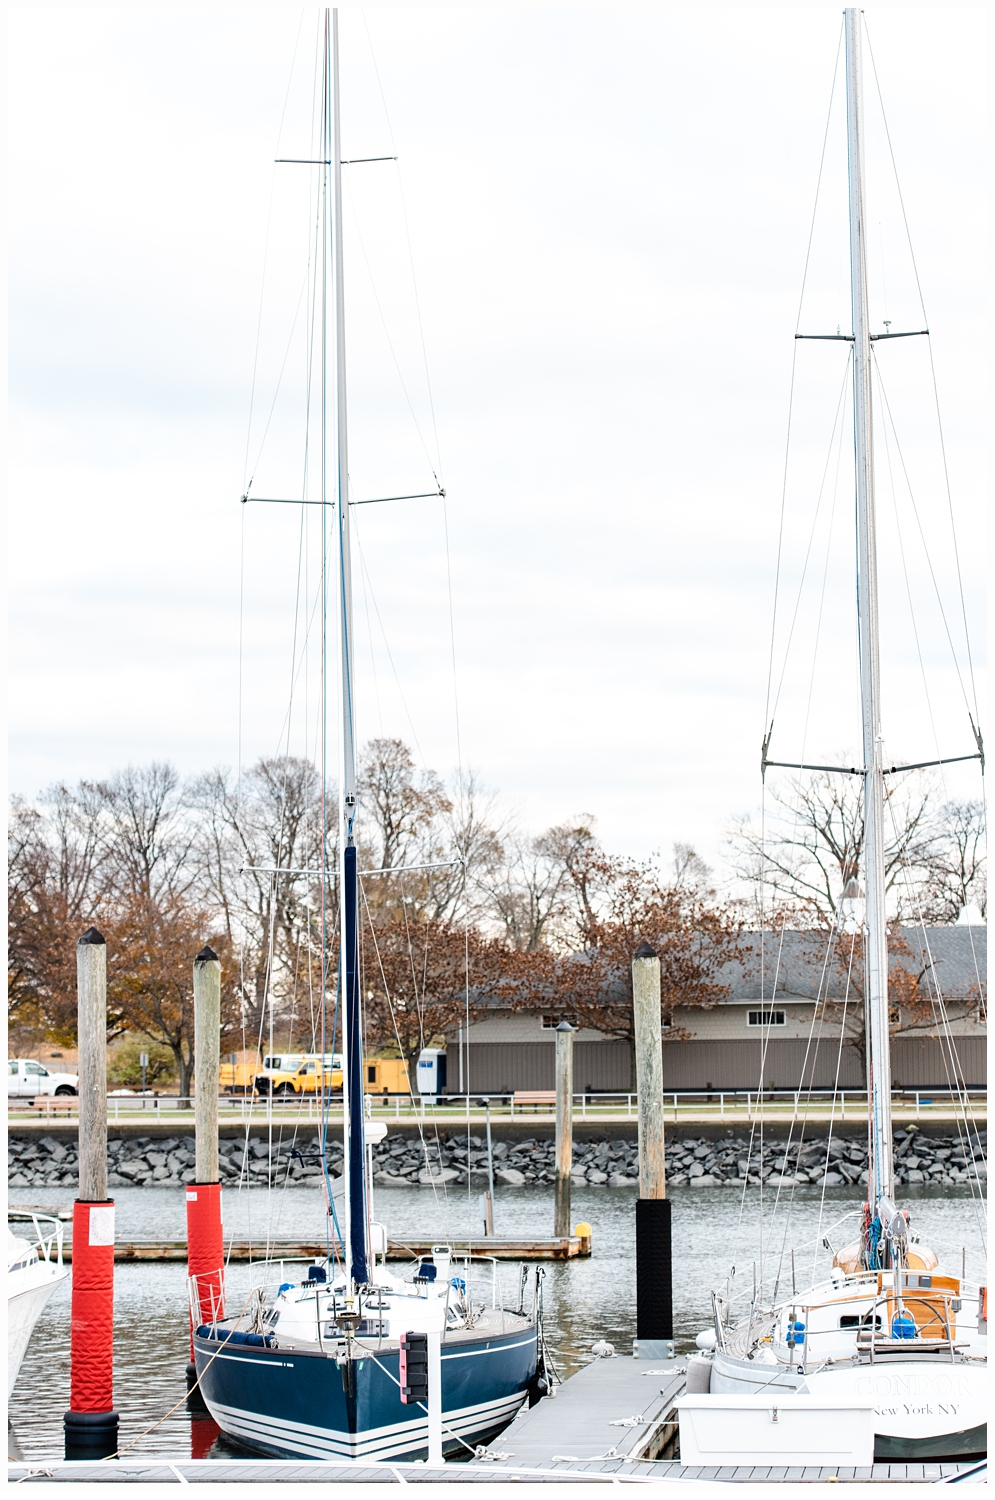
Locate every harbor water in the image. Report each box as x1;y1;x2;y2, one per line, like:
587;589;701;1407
8;1180;986;1462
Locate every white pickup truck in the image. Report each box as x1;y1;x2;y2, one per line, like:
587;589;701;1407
7;1058;79;1098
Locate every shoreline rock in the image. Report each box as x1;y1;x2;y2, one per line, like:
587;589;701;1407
7;1126;985;1193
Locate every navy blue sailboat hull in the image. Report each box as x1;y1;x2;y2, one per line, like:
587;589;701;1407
193;1325;537;1461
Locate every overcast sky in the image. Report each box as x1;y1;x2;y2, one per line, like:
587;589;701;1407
7;7;986;876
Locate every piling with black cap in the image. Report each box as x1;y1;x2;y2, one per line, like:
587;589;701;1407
632;940;673;1347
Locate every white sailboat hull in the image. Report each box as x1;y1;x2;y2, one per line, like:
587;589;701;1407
8;1261;69;1397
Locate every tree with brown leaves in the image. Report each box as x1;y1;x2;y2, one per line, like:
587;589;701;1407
109;895;240;1100
510;848;743;1061
358;901;515;1075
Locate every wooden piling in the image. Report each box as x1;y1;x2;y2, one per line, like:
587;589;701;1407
554;1021;574;1238
632;943;666;1199
193;945;221;1183
187;946;225;1360
632;941;673;1346
65;927;118;1459
77;930;108;1204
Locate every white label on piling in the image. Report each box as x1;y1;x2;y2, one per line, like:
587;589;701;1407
89;1206;115;1246
186;1191;198;1202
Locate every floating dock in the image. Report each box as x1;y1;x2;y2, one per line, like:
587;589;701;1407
471;1354;983;1483
52;1234;589;1262
8;1355;983;1481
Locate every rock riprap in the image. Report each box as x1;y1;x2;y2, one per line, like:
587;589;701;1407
6;1127;985;1191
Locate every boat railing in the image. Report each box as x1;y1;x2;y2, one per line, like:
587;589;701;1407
444;1252;504;1332
14;1212;65;1268
733;1275;968;1373
187;1268;228;1329
717;1209;863;1331
241;1257;326;1303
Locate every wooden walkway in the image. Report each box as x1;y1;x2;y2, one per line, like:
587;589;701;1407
7;1343;983;1484
468;1355;983;1483
55;1234;587;1262
6;1457;983;1483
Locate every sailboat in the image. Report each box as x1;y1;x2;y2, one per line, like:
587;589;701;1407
191;11;540;1462
704;11;987;1461
8;1213;68;1398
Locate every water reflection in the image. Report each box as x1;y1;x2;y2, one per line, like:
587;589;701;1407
8;1182;985;1462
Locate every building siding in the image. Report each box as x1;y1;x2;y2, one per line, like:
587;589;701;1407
447;1040;633;1094
446;1034;985;1094
890;1034;986;1089
657;1036;984;1091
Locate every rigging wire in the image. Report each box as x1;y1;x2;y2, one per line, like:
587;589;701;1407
360;880;449;1214
351;515;429;765
811;928;857;1285
762;917;848;1300
883;798;987;1250
870;355;980;724
799;380;848;752
756;30;845;1214
242;9;309;492
872;348;988;1019
361;11;444;480
862;20;981;726
343;180;442;488
767;354;854;731
245;268;314;487
763;19;844;737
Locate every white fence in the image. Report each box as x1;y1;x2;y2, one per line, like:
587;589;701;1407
11;1086;986;1123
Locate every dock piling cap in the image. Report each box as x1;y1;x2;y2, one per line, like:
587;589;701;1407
574;1222;592;1238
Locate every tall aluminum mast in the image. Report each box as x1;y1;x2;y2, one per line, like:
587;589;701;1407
323;6;368;1287
845;8;893;1207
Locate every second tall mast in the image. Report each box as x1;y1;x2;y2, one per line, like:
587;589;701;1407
845;6;893;1208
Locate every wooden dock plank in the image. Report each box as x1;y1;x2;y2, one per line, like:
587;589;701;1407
478;1352;686;1469
8;1457;979;1483
57;1235;588;1263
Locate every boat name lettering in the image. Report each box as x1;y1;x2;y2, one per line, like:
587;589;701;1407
854;1373;969;1400
873;1404;959;1419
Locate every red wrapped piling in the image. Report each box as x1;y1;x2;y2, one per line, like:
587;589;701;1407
186;1182;225;1336
186;946;225;1382
64;929;119;1459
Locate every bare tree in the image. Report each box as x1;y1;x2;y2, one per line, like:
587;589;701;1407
671;841;715;894
358;738;450;873
410;769;506;928
189;757;329;1044
727;766;941;926
917;800;987;924
481;829;577;952
97;762;197;904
